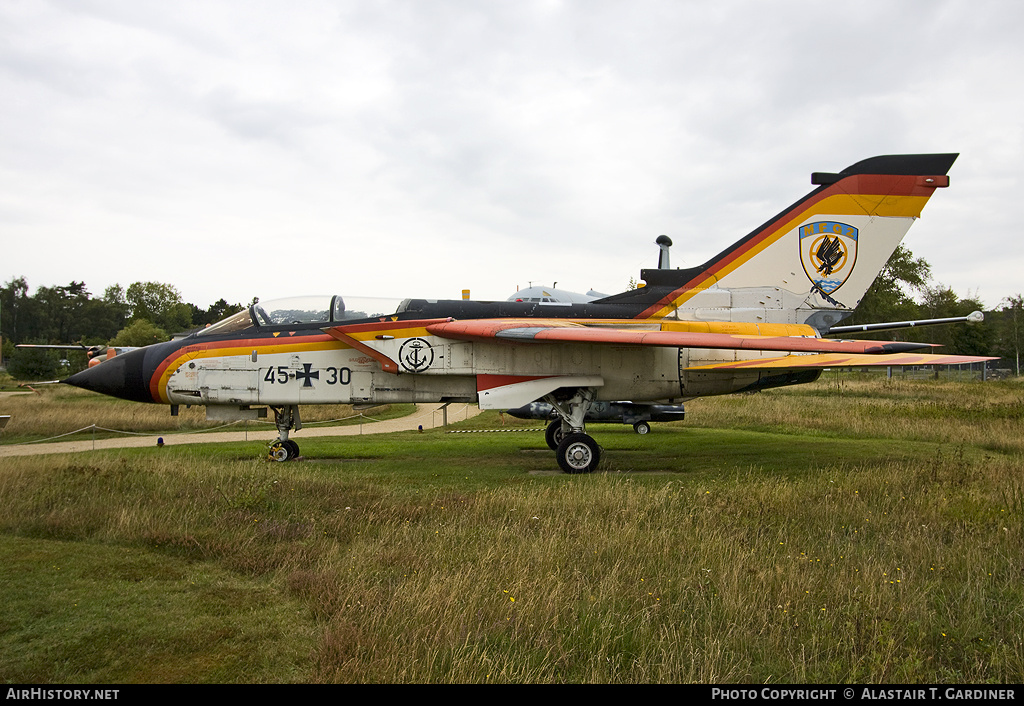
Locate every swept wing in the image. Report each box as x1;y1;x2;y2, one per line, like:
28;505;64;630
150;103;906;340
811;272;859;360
423;318;990;370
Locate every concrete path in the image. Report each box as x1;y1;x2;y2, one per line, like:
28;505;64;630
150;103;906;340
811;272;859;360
0;403;483;458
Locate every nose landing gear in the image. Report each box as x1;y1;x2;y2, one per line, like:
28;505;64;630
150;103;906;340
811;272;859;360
267;405;302;461
268;438;300;461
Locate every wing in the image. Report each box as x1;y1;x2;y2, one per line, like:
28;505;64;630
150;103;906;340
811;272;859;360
424;319;995;369
425;319;938;355
685;352;993;371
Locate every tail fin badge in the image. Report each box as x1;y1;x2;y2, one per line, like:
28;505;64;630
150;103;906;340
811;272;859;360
799;221;859;294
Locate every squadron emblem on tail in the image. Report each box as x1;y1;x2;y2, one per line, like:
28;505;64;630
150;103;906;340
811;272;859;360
800;221;859;294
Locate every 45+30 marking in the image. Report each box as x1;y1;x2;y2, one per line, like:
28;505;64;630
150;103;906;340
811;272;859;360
262;365;351;386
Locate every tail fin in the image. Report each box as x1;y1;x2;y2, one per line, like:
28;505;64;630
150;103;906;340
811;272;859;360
619;154;957;330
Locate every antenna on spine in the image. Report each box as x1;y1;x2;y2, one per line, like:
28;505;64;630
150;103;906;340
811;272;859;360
656;235;673;269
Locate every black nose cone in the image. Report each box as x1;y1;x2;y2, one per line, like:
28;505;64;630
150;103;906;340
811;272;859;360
62;347;155;403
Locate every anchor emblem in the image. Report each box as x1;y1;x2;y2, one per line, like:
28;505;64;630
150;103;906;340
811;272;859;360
399;338;435;373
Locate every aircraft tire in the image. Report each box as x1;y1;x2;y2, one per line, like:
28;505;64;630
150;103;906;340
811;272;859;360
556;433;600;474
545;420;567;451
268;439;300;462
268;440;290;462
633;421;651;435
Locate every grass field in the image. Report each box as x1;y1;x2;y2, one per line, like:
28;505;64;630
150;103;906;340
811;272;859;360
0;382;417;444
1;375;1023;683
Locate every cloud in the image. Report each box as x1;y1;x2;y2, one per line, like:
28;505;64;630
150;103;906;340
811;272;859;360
2;0;1021;308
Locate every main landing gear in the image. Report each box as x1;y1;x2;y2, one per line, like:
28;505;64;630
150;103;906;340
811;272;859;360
267;405;302;461
544;387;602;473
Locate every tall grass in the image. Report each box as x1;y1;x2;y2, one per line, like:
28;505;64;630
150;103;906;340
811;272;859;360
0;384;410;443
1;376;1022;683
687;376;1024;454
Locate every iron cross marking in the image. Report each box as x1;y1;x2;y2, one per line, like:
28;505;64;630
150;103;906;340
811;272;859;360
295;363;320;388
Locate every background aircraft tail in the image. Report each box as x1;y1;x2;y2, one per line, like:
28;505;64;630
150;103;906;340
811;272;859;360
602;153;958;331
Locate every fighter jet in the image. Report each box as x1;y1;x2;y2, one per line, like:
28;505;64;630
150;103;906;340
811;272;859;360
64;153;992;472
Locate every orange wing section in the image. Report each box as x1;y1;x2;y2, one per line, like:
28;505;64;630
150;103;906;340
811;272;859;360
425;319;935;355
685;352;995;371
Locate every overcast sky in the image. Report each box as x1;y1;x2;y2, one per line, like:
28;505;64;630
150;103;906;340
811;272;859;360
3;0;1022;312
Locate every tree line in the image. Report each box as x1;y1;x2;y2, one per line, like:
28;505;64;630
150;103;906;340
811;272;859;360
847;245;1023;374
2;245;1022;379
0;277;246;379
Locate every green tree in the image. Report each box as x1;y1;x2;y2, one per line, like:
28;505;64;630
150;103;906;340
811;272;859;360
918;285;992;356
995;295;1024;375
110;319;169;348
6;347;63;381
79;298;127;343
34;281;91;343
125;282;192;332
101;285;130;330
0;277;36;344
847;244;931;330
1;278;131;348
189;298;245;328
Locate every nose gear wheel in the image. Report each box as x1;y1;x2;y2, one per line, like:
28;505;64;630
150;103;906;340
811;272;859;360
268;438;300;462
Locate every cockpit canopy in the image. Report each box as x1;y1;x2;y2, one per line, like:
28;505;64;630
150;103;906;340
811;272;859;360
197;295;403;337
